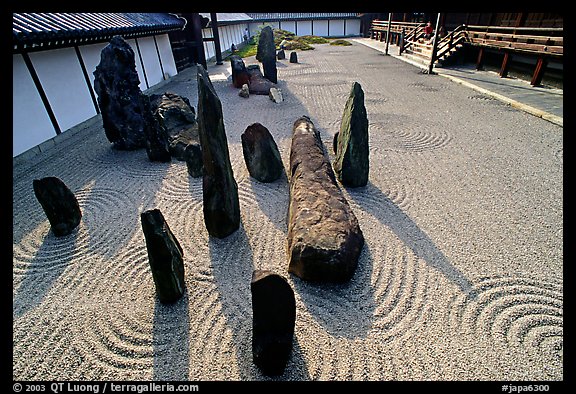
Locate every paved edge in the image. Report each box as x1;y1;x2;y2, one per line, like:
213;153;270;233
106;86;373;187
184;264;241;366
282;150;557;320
352;39;563;128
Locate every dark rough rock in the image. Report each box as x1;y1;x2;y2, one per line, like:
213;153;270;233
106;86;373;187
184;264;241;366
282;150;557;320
141;93;171;162
149;92;200;161
33;177;82;237
246;65;275;95
141;209;185;303
333;131;339;154
196;65;240;238
184;143;203;178
230;55;250;88
241;123;284;183
239;83;250;98
287;116;364;282
258;26;278;84
289;51;298;63
333;82;369;187
277;49;286;60
251;270;296;376
93;35;149;150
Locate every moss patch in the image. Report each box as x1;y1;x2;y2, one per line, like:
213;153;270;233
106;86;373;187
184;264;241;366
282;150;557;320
330;39;352;46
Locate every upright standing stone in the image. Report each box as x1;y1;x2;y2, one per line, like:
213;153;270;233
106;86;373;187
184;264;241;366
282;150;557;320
33;177;82;237
289;51;298;63
241;123;284;183
141;209;185;303
230;55;250;88
184;143;203;178
333;82;369;187
251;270;296;376
93;35;149;150
258;26;278;84
277;49;286;60
196;65;240;238
288;116;364;282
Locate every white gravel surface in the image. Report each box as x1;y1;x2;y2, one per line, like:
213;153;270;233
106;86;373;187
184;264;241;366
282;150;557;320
13;42;563;381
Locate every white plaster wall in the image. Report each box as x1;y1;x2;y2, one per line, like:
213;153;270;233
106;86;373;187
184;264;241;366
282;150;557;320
155;34;178;79
28;47;97;133
13;54;56;157
78;42;108;100
202;28;215;61
296;20;312;36
329;20;345;36
125;39;147;90
313;20;329;36
345;19;361;36
137;36;163;87
279;20;297;34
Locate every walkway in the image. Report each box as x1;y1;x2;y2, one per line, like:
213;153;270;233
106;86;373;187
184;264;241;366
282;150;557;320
353;37;563;126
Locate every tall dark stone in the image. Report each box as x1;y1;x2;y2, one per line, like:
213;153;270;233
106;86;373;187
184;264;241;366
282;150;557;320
277;49;286;60
251;270;296;376
141;209;185;303
333;82;369;187
33;177;82;237
241;123;284;183
93;35;149;150
287;116;364;282
184;143;203;178
289;51;298;63
258;26;278;84
196;65;240;238
230;55;250;88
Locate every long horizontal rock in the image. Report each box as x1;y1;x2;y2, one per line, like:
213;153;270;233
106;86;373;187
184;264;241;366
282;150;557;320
287;116;364;282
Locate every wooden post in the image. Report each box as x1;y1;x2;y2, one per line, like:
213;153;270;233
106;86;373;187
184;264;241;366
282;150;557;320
531;57;548;86
428;13;441;74
499;52;510;77
385;13;392;55
210;13;223;65
476;47;485;70
190;13;207;69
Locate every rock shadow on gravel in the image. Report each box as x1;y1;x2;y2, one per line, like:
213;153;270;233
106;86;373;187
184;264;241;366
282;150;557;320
153;292;190;380
291;242;376;340
346;181;475;297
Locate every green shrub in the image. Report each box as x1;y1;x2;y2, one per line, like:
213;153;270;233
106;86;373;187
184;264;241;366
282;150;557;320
330;39;352;46
299;35;329;44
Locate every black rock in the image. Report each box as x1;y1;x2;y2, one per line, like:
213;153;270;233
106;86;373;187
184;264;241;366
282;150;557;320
33;177;82;237
246;65;275;95
289;51;298;63
150;92;200;161
277;49;286;60
93;36;149;150
333;82;369;187
241;123;284;183
287;116;364;282
141;209;185;303
196;65;240;238
251;270;296;376
184;142;203;178
230;55;250;89
333;131;339;154
258;26;278;84
141;93;171;162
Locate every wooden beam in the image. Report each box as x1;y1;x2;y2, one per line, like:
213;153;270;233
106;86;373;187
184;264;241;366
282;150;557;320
385;13;392;54
499;52;511;77
428;13;442;74
531;57;547;86
210;13;223;65
476;47;485;70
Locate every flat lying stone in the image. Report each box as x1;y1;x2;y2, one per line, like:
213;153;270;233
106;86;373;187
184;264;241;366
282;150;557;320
33;177;82;237
251;270;295;376
287;116;364;282
141;209;185;303
247;65;275;95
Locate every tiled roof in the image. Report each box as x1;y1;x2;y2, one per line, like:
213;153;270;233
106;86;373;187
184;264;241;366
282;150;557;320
13;13;185;51
199;13;253;25
246;13;360;21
